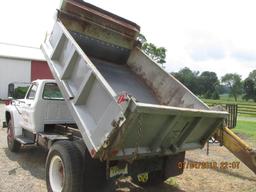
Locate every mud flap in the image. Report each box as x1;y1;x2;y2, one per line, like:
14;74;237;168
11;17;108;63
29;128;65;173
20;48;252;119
164;151;185;179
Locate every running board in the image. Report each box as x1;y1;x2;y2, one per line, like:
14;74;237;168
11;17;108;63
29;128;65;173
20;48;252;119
16;136;35;145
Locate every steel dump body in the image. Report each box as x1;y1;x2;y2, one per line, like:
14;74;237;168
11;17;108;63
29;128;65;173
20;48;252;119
41;0;228;160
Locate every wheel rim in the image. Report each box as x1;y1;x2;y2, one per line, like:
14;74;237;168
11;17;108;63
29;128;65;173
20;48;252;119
49;155;65;192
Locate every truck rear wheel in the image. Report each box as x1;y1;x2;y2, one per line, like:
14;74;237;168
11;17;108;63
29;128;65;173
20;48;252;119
74;140;107;190
7;121;21;152
46;141;83;192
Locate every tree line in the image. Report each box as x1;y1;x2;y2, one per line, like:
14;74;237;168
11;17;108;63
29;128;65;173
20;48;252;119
171;68;256;101
138;34;255;102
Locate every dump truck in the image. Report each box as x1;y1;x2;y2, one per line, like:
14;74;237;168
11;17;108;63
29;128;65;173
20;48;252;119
4;0;255;191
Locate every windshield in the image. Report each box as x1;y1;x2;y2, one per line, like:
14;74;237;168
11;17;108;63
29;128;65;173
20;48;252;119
42;83;64;100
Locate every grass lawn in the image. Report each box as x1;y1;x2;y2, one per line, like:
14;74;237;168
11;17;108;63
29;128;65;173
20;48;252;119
219;94;243;102
234;120;256;139
202;98;256;105
201;93;256;105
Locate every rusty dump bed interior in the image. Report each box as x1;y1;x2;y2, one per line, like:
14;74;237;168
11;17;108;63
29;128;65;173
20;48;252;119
92;58;159;105
59;0;206;108
59;0;140;64
41;0;228;160
59;0;160;105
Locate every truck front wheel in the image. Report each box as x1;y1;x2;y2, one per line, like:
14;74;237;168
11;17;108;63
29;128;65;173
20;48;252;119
7;121;21;152
46;141;83;192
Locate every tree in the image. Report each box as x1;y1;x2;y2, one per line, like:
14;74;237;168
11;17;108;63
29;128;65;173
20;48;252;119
172;67;200;94
138;34;167;67
249;70;256;82
242;70;256;102
137;33;147;44
173;68;221;99
142;43;167;66
221;73;242;101
198;71;220;99
243;77;256;101
212;90;220;100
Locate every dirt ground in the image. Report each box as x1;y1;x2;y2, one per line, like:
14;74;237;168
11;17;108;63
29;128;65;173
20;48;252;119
0;103;255;192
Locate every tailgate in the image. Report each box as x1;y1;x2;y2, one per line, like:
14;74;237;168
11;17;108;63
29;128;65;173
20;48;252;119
103;101;228;159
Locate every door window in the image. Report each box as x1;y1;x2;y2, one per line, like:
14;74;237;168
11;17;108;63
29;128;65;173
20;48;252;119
26;84;38;100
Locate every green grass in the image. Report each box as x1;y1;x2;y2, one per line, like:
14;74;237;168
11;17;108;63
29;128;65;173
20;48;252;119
234;120;256;139
238;114;256;118
219;94;244;102
202;98;256;105
201;93;256;104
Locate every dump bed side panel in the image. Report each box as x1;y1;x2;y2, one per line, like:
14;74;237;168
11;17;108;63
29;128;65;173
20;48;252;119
127;48;209;110
41;22;125;156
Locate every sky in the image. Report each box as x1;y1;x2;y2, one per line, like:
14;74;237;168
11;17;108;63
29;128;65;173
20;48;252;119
0;0;256;79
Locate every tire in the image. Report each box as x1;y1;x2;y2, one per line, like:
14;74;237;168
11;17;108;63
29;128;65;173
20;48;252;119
74;140;106;191
46;140;83;192
7;120;21;152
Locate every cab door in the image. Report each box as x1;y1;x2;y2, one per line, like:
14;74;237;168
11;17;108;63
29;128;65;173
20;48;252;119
20;83;38;132
41;82;74;125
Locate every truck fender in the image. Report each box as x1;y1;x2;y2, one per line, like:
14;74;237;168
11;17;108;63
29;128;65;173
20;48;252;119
5;105;22;137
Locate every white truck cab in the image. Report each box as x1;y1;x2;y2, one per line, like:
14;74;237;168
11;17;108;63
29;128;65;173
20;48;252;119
5;80;74;144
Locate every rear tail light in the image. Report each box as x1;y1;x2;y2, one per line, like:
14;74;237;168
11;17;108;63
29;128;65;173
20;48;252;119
4;100;12;105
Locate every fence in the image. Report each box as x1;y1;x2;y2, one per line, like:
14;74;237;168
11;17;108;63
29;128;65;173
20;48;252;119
205;101;256;117
225;104;238;128
237;103;256;116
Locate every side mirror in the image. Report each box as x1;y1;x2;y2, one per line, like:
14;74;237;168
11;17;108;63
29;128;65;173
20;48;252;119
8;83;15;98
2;121;7;128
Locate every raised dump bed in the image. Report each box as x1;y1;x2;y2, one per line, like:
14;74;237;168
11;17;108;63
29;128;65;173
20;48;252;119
41;0;228;160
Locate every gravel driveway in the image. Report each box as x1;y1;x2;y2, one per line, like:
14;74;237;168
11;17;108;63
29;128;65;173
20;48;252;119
0;103;255;192
0;104;47;192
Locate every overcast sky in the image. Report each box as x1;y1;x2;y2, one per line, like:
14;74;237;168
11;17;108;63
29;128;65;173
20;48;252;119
0;0;256;79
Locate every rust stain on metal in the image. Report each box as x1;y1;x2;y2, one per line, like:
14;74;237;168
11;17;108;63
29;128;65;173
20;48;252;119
128;48;190;107
127;48;210;109
90;148;96;158
60;0;140;39
128;64;163;105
